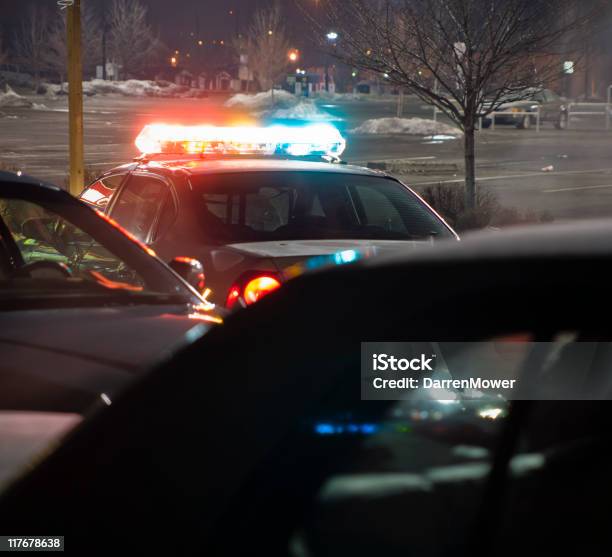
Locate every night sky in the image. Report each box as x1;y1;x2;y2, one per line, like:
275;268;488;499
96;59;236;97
2;1;314;57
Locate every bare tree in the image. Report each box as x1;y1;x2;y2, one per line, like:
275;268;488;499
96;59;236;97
245;1;290;95
315;0;600;208
46;2;102;88
108;0;164;78
14;5;50;89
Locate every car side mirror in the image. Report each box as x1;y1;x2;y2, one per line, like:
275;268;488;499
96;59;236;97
169;257;205;293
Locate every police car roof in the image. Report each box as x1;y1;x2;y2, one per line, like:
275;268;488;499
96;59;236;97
139;157;384;177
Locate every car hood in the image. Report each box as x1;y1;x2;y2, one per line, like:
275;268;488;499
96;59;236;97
0;305;212;409
0;305;209;369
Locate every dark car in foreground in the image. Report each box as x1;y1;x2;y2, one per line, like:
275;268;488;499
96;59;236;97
1;220;612;555
482;88;568;129
80;124;457;308
0;172;221;416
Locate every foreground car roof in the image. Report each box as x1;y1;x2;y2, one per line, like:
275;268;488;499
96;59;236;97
0;171;62;192
2;219;611;555
367;219;612;264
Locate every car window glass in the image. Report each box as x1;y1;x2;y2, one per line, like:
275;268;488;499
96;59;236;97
245;187;291;231
154;196;177;242
301;333;608;481
111;176;167;242
197;172;451;242
80;174;124;210
352;184;406;232
0;198;147;288
308;194;325;217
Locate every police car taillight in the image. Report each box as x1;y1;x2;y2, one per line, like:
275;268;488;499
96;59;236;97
226;274;282;309
135;123;346;158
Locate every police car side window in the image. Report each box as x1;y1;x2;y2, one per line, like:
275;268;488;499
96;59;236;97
111;176;167;243
154;195;177;242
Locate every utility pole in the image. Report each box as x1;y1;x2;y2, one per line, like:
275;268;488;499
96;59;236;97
66;0;84;196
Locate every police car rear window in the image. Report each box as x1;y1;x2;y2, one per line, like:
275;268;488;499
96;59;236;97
194;172;451;243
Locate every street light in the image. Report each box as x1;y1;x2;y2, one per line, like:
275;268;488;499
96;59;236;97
325;32;338;92
288;49;299;63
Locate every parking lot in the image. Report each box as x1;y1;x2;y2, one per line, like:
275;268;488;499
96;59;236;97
3;93;612;220
5;0;612;548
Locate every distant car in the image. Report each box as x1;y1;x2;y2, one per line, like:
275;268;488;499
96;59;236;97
0;171;221;415
80;123;458;308
481;88;568;130
4;220;612;555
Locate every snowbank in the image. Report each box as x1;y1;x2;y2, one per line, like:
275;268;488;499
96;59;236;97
84;79;209;98
313;91;388;102
46;79;209;98
0;85;33;109
225;90;339;121
270;100;339;121
351;117;462;136
314;91;399;103
224;89;296;110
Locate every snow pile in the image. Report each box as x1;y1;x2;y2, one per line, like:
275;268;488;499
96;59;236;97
270;100;339;121
312;91;359;101
226;90;339;120
316;91;400;103
46;79;209;98
225;89;297;110
44;85;58;99
81;79;199;98
351;117;462;136
0;85;33;108
313;91;381;102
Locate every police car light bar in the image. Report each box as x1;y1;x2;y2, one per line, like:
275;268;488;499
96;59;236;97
135;123;346;158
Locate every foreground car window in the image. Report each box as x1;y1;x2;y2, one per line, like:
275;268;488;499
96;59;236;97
195;172;451;243
0;196;195;302
1;199;146;289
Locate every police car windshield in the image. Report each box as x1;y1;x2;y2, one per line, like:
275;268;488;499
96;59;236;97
193;171;452;243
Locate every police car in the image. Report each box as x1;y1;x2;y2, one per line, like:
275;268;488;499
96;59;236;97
80;124;457;308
